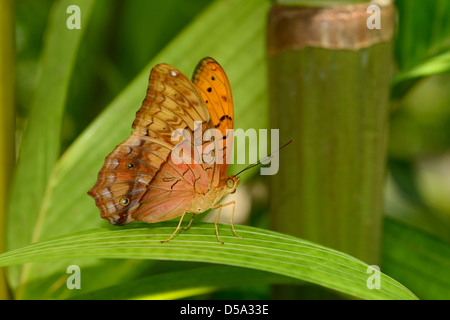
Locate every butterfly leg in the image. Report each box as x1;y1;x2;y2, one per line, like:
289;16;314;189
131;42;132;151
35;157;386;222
214;205;225;244
161;211;187;243
183;213;196;231
211;201;242;243
228;201;243;239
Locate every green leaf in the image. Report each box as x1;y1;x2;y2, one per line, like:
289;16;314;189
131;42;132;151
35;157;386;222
0;223;418;300
393;51;450;85
392;51;450;99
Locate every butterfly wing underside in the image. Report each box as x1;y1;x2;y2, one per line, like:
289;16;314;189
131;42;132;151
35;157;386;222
88;58;235;226
89;63;210;224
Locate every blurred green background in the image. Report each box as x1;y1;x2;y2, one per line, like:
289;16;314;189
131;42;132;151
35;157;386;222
2;0;449;299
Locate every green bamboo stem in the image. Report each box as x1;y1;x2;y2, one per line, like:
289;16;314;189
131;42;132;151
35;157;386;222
268;1;395;296
0;0;15;300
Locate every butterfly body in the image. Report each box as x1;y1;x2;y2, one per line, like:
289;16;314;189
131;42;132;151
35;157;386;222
88;58;239;242
188;175;239;213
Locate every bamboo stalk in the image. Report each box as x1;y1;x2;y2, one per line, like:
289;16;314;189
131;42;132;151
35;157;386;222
268;1;395;297
0;0;15;300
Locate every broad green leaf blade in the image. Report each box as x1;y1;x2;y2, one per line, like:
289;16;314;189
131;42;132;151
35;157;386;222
6;0;95;287
71;265;300;300
0;223;418;300
14;0;270;299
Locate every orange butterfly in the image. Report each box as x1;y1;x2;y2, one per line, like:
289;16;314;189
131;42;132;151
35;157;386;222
88;58;241;243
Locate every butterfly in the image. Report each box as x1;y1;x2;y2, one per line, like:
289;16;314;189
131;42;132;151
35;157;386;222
88;57;241;244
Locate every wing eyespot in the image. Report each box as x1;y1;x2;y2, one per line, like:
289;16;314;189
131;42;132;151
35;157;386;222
119;197;130;206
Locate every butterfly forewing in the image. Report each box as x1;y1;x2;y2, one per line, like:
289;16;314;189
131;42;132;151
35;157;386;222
133;63;210;138
192;58;234;178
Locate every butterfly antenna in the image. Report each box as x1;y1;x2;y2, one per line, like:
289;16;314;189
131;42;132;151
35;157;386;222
235;139;294;176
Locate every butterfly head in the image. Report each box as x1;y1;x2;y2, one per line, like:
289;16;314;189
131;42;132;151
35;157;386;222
224;175;240;195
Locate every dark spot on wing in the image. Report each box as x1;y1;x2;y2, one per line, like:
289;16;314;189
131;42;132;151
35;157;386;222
171;180;180;189
219;115;232;121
